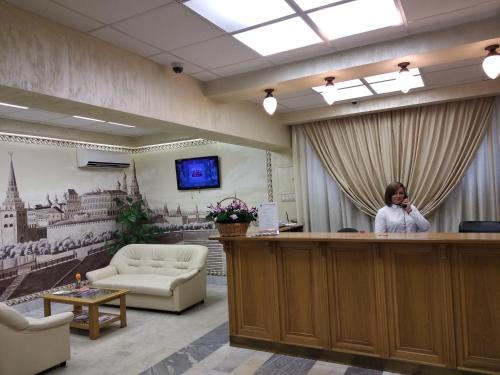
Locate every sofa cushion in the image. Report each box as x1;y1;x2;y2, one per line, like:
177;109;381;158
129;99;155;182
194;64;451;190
91;274;175;297
110;244;208;276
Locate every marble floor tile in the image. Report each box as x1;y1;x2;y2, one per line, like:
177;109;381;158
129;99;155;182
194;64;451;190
180;343;256;375
307;361;349;375
182;344;235;375
142;322;229;375
207;276;228;285
229;351;274;375
212;346;255;373
254;353;316;375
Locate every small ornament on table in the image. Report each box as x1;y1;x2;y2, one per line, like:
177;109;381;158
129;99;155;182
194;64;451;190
75;272;81;289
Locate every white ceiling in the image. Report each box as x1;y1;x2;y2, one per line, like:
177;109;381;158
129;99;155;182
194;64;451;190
2;0;500;138
0;105;156;137
8;0;499;79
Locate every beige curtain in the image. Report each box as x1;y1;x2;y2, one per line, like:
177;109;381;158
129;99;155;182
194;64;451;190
303;97;495;217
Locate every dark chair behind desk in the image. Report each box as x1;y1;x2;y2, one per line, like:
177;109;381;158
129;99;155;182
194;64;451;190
338;227;358;233
279;224;304;232
458;221;500;233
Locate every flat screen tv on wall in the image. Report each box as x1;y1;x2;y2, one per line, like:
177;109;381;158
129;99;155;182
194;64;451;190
175;156;221;190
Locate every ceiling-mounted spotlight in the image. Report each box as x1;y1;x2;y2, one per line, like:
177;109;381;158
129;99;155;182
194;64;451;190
263;88;277;115
396;62;413;93
482;44;500;79
322;76;337;105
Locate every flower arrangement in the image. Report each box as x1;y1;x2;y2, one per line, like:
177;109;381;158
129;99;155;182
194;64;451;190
206;198;257;224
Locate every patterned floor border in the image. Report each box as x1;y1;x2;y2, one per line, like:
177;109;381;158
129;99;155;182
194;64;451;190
141;322;394;375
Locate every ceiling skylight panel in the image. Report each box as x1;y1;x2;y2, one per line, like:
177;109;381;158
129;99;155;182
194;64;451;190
234;17;322;56
184;0;295;32
370;75;424;94
313;83;373;101
294;0;344;11
335;85;373;101
308;0;402;40
312;79;363;92
365;68;420;83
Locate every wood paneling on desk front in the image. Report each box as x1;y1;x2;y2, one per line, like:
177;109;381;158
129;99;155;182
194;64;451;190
213;233;500;374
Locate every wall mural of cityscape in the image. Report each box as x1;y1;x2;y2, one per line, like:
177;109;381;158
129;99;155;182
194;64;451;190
0;152;216;303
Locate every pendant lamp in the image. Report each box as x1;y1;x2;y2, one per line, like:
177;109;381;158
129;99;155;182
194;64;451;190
263;89;277;115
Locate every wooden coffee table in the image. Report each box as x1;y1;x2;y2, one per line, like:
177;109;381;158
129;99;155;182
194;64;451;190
42;288;129;340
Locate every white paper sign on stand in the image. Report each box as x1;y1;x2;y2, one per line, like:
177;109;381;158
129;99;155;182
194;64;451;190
257;202;279;235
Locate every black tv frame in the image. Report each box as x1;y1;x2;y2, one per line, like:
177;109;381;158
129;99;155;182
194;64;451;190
175;155;221;190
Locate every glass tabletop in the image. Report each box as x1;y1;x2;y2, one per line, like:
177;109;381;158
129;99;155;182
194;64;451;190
51;287;116;300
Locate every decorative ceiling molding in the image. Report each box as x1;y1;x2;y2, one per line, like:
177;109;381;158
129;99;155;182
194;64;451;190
132;139;217;153
0;132;216;153
0;132;129;152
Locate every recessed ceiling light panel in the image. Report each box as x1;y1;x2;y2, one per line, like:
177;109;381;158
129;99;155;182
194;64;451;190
313;83;373;101
234;17;322;56
308;0;402;40
108;122;136;128
370;75;424;94
365;68;420;83
72;115;105;123
335;85;373;101
312;78;363;92
294;0;344;11
0;102;29;110
184;0;295;32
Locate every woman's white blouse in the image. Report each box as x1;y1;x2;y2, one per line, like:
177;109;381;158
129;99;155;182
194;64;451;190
374;204;430;233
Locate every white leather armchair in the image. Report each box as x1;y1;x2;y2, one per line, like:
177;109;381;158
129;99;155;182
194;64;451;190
0;302;73;375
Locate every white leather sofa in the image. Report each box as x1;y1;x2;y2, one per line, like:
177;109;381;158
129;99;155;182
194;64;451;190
86;244;208;313
0;303;73;375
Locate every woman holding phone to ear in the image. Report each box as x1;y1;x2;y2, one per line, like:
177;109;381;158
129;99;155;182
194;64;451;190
374;181;430;233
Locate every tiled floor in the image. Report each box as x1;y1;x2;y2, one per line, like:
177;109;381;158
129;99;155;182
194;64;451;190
13;277;401;375
141;321;399;375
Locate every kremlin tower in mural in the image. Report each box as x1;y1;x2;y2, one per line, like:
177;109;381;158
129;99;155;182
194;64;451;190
129;160;142;202
0;153;28;246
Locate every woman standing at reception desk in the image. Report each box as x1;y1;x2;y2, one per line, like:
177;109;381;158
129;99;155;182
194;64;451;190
214;232;500;374
375;182;430;233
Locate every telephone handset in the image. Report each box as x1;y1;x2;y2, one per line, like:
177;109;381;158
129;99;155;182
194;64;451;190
401;193;408;209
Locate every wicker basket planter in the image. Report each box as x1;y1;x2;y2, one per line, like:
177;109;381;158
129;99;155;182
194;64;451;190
216;222;250;237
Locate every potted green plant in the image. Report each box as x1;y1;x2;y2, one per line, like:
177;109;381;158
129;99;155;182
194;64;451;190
206;197;257;237
111;197;161;254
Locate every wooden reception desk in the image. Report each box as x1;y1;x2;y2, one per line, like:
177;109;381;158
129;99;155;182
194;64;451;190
213;232;500;374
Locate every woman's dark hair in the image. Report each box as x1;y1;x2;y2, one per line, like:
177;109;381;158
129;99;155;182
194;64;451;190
384;181;406;206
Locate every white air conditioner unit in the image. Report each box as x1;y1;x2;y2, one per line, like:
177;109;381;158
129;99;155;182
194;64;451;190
76;149;131;168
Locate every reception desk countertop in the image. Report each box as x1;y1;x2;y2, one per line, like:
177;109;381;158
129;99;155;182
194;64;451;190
212;231;500;243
